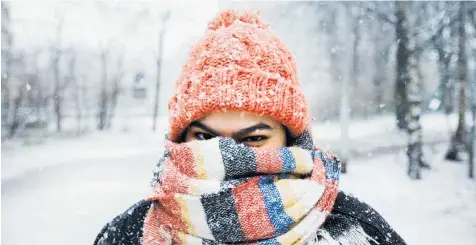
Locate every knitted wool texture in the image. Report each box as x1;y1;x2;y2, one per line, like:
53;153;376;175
143;131;340;245
168;10;308;141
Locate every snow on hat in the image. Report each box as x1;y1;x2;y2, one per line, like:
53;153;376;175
168;9;308;141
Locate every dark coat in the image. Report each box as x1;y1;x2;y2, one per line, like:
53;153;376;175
94;191;406;245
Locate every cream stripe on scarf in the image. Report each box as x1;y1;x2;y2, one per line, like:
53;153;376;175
200;138;225;180
190;142;207;179
180;195;214;239
176;195;195;236
290;148;314;175
189;179;222;196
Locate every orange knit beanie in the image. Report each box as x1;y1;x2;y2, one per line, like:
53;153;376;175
168;9;309;141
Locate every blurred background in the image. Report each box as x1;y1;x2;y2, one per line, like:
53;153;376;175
1;1;476;245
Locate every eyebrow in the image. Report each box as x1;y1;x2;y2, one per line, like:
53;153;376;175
189;121;221;136
189;122;273;139
232;123;272;139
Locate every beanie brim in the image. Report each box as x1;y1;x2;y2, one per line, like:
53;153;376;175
168;78;308;142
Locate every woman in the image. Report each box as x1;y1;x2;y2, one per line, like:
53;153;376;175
94;10;406;245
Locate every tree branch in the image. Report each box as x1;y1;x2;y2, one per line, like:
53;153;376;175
412;15;459;56
355;2;396;25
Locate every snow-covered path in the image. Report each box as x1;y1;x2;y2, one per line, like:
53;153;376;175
2;152;156;245
339;144;476;245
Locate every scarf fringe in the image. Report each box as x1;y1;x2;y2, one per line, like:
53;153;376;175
306;225;377;245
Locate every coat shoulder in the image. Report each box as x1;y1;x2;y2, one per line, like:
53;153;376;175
94;200;153;245
330;191;406;245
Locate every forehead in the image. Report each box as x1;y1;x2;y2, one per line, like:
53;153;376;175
197;111;280;132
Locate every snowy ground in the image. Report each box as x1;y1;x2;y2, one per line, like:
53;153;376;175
339;144;476;245
2;113;475;245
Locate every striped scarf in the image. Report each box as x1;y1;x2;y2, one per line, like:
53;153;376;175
143;131;340;245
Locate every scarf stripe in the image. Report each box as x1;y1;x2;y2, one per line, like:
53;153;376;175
176;196;195;235
259;239;280;245
198;140;226;180
258;176;294;235
190;142;207;179
233;177;275;240
179;196;214;239
200;188;246;241
289;148;313;175
160;195;188;233
178;145;198;178
255;148;282;174
279;148;296;173
220;138;257;180
275;179;308;222
317;151;339;181
277;230;303;245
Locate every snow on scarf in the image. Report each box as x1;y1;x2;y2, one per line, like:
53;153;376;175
143;131;340;245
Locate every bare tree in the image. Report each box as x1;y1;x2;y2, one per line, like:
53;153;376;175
67;51;84;134
50;19;72;133
431;3;457;114
1;2;13;140
469;3;476;179
152;9;171;131
446;2;469;161
97;48;109;131
395;1;423;179
106;52;124;129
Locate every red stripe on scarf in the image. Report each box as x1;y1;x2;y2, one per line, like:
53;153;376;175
315;180;339;212
167;142;198;178
310;149;327;185
141;203;171;245
232;177;275;240
160;159;191;194
255;148;282;174
157;194;189;236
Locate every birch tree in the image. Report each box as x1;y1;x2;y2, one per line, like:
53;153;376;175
446;2;469;161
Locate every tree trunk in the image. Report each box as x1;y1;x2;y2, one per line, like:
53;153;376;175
1;2;12;139
446;2;468;161
107;80;120;129
470;76;475;178
471;9;476;178
436;44;453;114
338;4;352;173
351;9;361;117
106;55;123;130
152;28;166;131
97;51;108;131
395;2;410;130
396;1;422;179
53;51;62;133
8;85;25;138
69;54;83;134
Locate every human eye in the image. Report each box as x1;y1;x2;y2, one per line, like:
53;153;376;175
194;132;215;141
242;135;268;143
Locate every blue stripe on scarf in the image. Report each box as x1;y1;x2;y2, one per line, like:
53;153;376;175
258;238;281;245
258;176;294;235
314;150;340;180
279;148;296;173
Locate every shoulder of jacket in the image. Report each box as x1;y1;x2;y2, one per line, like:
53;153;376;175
94;200;153;245
331;191;407;245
